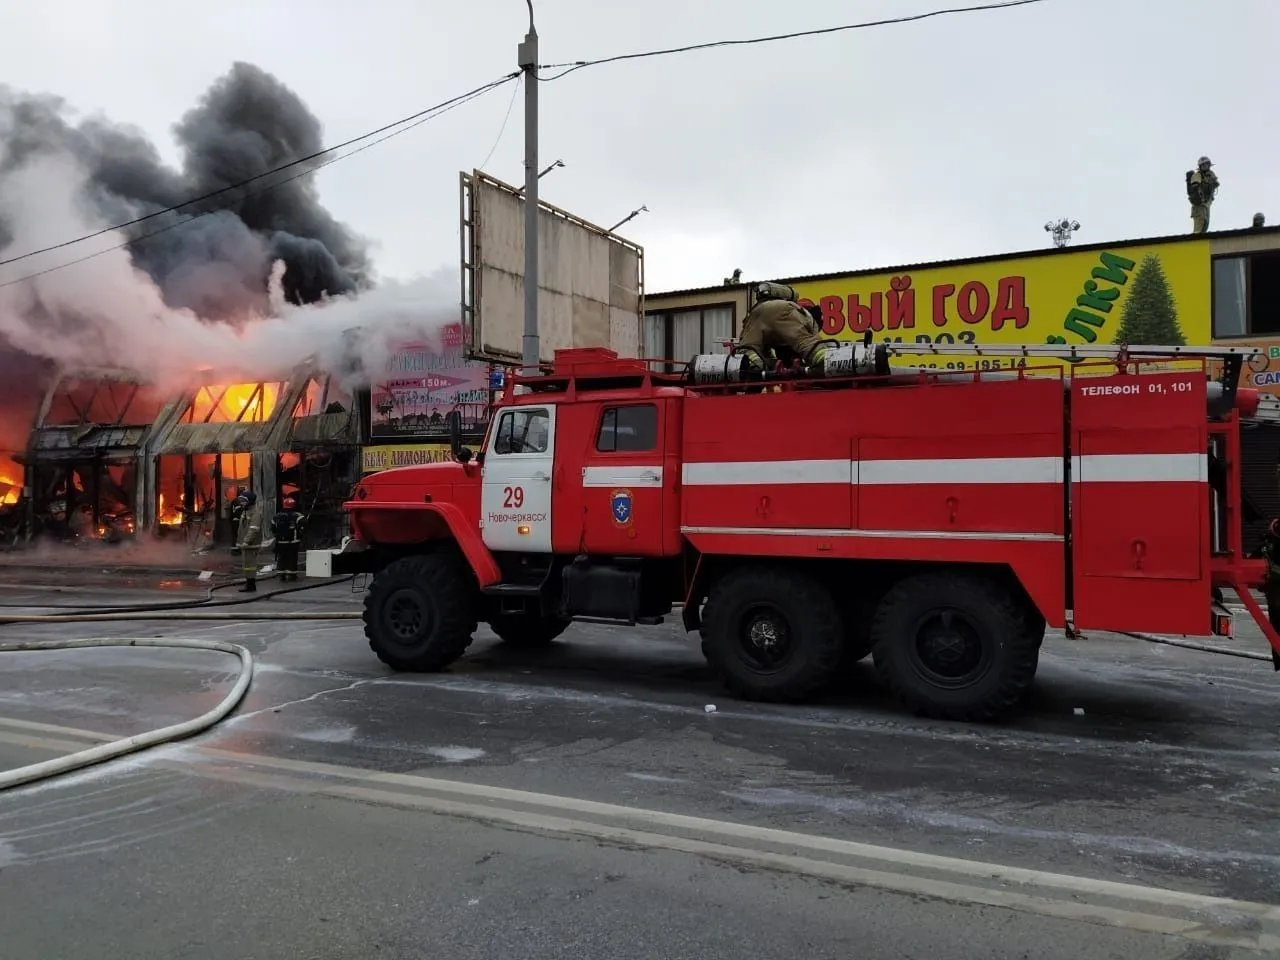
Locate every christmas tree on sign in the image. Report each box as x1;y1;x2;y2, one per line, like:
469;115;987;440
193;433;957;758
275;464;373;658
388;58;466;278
1113;254;1186;346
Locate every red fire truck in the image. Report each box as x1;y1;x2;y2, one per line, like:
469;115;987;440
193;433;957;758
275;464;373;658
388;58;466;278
341;340;1280;721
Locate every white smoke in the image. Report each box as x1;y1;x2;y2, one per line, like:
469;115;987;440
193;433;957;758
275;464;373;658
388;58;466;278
0;150;458;393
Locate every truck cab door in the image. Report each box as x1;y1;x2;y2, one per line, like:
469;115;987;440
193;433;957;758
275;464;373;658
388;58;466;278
481;404;556;553
580;400;666;556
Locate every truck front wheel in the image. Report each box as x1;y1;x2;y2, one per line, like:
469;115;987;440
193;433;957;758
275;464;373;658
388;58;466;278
700;566;843;703
870;570;1039;722
363;553;477;671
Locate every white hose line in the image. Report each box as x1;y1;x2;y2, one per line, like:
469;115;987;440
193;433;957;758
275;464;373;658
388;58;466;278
0;637;253;792
0;611;361;623
1123;631;1274;662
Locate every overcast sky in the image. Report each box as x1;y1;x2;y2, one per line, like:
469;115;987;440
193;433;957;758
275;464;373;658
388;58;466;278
3;0;1277;294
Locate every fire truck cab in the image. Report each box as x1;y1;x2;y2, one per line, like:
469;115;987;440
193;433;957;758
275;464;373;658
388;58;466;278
343;341;1280;722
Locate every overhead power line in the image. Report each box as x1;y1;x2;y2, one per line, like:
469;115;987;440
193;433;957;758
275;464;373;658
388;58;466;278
0;74;519;290
537;0;1050;79
1;0;1050;286
478;74;523;170
0;72;520;272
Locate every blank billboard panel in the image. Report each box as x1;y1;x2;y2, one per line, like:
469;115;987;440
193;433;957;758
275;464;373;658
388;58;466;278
460;170;644;364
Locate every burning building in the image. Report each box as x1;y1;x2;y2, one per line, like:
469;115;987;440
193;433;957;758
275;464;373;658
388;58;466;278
0;63;495;563
17;369;171;543
0;352;50;546
1;337;494;555
145;367;360;551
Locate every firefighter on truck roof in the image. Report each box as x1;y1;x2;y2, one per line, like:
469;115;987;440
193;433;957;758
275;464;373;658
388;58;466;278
737;281;831;370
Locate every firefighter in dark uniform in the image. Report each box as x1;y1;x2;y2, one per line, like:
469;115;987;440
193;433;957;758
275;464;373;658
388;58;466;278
271;497;305;582
737;281;831;370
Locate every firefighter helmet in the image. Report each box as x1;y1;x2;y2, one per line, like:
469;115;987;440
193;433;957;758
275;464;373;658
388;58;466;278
753;281;799;305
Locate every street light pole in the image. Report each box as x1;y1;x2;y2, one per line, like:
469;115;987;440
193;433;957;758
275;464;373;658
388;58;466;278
519;1;540;376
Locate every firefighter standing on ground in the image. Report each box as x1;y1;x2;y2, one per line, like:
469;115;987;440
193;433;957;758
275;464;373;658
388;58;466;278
271;497;305;582
1187;155;1219;234
737;282;831;370
233;490;265;593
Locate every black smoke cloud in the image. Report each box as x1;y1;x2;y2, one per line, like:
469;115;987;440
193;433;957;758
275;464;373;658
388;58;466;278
0;61;373;318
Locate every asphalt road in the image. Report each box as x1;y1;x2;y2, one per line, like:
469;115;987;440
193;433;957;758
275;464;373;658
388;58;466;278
0;573;1277;959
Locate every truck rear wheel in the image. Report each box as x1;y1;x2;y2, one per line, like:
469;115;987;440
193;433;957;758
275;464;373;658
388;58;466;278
363;553;477;671
701;566;843;703
870;570;1039;722
488;613;571;648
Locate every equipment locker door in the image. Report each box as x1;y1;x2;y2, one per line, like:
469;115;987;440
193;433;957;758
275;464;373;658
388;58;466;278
481;405;556;553
1070;371;1209;635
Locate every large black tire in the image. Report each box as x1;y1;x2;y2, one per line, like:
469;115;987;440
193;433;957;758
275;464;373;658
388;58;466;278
488;613;571;648
700;565;844;703
870;571;1040;722
363;552;477;671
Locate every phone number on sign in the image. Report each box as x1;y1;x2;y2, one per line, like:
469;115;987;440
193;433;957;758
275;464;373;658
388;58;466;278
877;333;1027;371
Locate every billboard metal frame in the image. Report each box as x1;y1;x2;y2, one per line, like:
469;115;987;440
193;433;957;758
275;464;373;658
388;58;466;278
460;169;645;365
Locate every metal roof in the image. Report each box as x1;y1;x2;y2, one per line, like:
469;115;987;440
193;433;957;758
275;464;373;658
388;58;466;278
646;223;1280;301
154;421;278;455
30;426;148;452
288;412;360;446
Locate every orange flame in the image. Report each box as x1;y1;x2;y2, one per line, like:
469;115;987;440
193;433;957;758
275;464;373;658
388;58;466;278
157;492;184;526
0;454;21;506
190;382;281;423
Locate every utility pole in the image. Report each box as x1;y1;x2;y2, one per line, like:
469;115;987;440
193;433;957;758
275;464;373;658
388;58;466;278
519;1;540;376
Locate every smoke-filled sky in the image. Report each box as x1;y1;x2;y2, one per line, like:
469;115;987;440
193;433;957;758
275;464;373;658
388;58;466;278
5;0;1275;294
0;55;458;407
0;0;1276;400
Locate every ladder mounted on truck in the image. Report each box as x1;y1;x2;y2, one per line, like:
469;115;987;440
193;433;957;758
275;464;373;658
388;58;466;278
883;341;1262;363
879;341;1262;420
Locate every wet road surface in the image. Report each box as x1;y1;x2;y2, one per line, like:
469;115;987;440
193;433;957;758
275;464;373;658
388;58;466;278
0;575;1277;958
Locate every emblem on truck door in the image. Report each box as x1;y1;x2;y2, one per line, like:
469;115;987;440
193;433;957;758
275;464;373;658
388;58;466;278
611;489;634;527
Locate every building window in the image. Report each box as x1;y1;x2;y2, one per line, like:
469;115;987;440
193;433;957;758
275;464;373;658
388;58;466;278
596;404;658;453
1213;251;1280;338
642;305;735;370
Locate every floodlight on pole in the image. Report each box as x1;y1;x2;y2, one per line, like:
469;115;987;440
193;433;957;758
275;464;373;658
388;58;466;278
609;205;649;232
516;159;564;195
1044;217;1081;248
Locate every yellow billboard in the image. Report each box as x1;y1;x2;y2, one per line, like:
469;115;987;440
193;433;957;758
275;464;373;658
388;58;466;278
361;443;454;474
791;238;1212;372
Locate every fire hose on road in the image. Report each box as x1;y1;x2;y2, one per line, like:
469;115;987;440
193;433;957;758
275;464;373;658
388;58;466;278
0;575;364;791
0;575;1271;792
0;636;253;791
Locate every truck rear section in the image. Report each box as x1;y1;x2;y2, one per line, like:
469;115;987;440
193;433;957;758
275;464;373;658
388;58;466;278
343;343;1280;722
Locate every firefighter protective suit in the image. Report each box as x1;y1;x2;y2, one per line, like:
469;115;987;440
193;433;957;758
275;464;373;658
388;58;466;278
234;492;265;593
737;282;830;370
1187;156;1219;234
271;499;305;582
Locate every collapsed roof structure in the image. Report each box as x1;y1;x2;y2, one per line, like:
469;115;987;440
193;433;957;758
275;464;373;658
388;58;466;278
9;361;361;552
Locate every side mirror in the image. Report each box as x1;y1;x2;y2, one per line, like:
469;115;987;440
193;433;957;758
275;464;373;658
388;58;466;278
446;411;473;464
